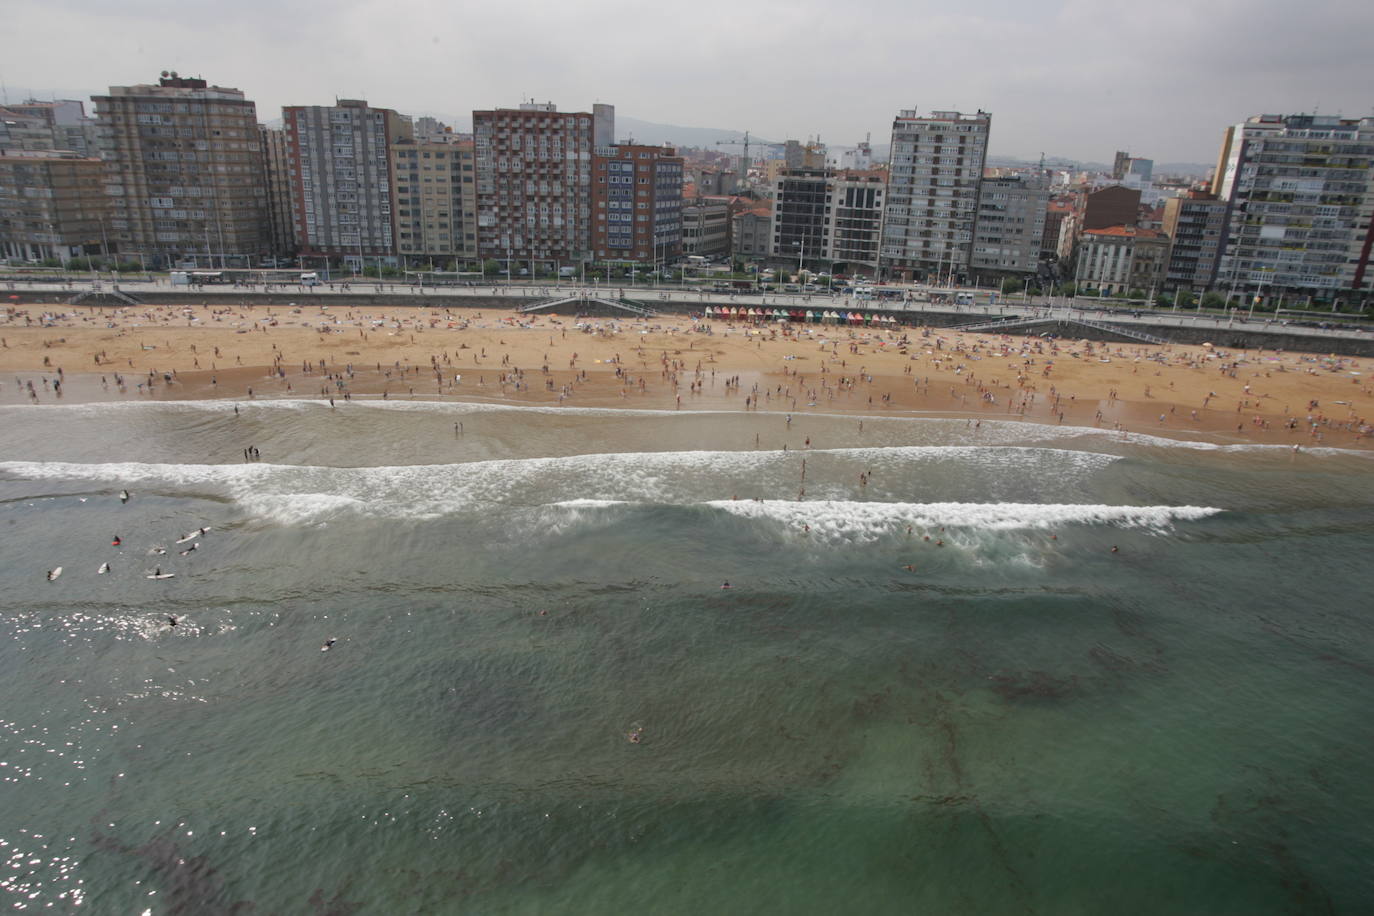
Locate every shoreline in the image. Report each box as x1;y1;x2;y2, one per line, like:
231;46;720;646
3;302;1370;450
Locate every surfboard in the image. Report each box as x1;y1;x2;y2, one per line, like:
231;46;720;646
47;567;63;581
176;528;210;544
98;562;109;574
146;573;176;579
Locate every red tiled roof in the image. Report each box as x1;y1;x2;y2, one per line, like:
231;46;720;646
1082;225;1164;239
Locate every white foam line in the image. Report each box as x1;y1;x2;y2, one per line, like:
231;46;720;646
0;445;1118;526
707;499;1222;531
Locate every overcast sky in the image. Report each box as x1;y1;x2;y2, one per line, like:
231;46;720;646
4;0;1371;165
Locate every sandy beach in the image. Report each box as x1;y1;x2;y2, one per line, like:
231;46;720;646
2;301;1370;448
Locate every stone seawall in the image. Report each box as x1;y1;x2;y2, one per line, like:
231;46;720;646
19;289;1374;357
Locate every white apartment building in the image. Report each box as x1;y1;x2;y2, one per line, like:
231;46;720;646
879;108;990;282
284;100;411;266
1214;113;1374;300
826;172;884;273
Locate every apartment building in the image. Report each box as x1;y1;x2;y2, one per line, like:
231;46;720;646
681;198;730;257
971;174;1048;275
0;149;110;262
879;108;990;281
826;170;885;273
472;102;614;266
1076;225;1169;295
1214;113;1374;298
590;142;683;264
284;100;411;266
93;73;269;266
732;204;771;259
1057;184;1142;259
1041;200;1072;261
1161;190;1228;291
770;168;830;268
0;100;99;156
391;135;478;265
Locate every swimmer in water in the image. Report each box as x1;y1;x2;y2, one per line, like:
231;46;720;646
1111;545;1119;553
721;581;732;589
902;565;916;572
167;615;178;627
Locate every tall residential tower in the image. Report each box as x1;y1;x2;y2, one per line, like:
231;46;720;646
879;108;990;282
93;73;269;266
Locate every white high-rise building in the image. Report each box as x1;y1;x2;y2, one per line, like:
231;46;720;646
879;108;990;282
1214;113;1374;301
283;100;412;267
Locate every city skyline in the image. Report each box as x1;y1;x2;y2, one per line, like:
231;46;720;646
3;0;1371;165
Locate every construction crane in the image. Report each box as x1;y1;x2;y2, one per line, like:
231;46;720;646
714;132;758;189
715;131;784;188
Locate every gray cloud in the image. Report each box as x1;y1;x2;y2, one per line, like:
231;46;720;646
4;0;1371;165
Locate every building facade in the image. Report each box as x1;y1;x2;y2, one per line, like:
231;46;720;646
879;108;990;282
472;102;614;266
0;100;99;156
0;149;110;262
94;74;269;266
1077;225;1169;295
1041;200;1071;261
732;206;771;259
590;142;683;264
258;126;295;259
971;174;1048;275
770;168;831;268
284;100;411;266
391;136;478;266
826;171;885;273
681;198;730;257
1214;113;1374;299
1160;190;1227;291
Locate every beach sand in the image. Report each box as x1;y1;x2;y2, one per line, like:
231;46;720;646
2;301;1370;448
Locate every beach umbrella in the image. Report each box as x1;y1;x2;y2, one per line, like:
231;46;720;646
805;310;816;321
1201;342;1213;348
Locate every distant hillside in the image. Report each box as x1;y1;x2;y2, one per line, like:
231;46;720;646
615;117;779;150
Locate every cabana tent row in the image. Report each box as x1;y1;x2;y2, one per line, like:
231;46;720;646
702;306;899;325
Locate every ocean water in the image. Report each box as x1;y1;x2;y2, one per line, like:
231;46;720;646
1;399;1372;914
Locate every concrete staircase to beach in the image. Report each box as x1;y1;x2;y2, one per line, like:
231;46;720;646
954;313;1168;345
67;285;143;307
516;295;659;317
